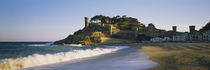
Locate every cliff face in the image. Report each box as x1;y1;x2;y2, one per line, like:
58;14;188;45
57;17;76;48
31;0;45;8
54;25;109;45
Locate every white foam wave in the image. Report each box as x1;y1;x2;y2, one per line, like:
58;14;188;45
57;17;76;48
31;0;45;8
104;46;130;50
27;44;46;46
65;44;83;47
0;46;127;70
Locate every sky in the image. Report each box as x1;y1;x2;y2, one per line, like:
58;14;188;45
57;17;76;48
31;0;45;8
0;0;210;41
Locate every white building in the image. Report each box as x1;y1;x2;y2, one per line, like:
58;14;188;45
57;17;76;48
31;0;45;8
202;30;210;41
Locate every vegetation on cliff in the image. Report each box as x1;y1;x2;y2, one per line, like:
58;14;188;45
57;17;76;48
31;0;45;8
90;15;145;30
54;15;146;45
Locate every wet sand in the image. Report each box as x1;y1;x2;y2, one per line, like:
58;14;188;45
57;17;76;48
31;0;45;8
26;47;157;70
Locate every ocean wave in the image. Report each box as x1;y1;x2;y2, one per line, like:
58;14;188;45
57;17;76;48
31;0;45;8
0;46;128;70
64;44;83;47
104;46;130;50
27;42;53;46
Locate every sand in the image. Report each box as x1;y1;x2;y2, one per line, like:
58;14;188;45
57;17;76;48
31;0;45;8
25;47;157;70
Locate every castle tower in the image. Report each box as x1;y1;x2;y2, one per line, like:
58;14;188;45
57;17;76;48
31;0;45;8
189;26;195;33
85;17;89;27
172;26;177;32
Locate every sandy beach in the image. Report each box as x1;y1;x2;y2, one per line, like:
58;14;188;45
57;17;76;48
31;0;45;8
139;43;210;70
25;47;157;70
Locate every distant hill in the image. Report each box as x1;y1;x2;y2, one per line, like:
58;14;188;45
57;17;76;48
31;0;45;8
200;21;210;31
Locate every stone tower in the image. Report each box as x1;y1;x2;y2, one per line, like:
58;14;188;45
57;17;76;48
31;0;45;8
172;26;177;32
189;26;195;33
85;17;89;27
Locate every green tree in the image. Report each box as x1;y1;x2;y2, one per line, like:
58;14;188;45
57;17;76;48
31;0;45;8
90;15;145;30
90;15;111;24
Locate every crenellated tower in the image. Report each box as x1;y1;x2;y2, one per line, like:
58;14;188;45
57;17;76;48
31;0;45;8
189;26;195;33
85;17;89;27
172;26;177;32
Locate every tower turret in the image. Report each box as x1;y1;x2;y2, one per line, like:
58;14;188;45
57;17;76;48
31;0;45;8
172;26;177;32
189;26;195;33
85;17;89;27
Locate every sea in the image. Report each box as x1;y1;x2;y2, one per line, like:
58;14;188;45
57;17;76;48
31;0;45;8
0;42;129;70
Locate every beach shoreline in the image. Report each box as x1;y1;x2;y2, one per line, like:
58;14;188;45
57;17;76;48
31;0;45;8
137;42;210;70
5;42;209;70
25;45;157;70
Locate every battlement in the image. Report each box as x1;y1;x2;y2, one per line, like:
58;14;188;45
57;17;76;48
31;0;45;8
85;17;89;27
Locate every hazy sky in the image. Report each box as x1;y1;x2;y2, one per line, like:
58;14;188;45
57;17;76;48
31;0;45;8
0;0;210;41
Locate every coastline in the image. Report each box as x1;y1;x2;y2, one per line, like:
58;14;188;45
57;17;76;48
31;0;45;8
25;45;157;70
2;41;209;70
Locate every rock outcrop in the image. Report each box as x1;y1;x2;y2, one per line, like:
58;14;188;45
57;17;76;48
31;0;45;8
54;24;109;45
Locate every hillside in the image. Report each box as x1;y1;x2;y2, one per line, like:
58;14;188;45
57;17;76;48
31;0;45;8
54;24;109;45
54;15;176;45
54;15;146;45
